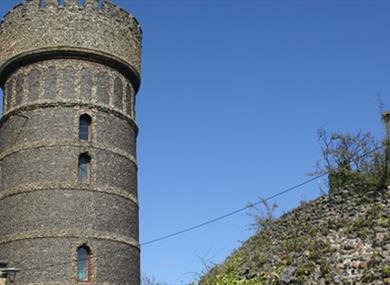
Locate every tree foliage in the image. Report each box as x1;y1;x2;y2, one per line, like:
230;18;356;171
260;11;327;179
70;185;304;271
314;128;386;193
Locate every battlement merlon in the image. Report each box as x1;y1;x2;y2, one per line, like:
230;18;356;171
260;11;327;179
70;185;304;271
0;0;142;90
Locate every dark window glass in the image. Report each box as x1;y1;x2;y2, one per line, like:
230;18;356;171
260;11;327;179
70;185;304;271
78;153;90;183
77;246;90;282
79;114;92;141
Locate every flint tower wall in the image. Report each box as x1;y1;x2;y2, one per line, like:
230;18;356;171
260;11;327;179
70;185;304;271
0;1;142;284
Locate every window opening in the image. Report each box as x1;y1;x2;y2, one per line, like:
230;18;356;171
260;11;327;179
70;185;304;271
77;246;91;282
78;153;91;183
79;114;92;142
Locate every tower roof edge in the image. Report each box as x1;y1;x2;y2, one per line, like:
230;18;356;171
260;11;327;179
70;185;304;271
0;0;142;77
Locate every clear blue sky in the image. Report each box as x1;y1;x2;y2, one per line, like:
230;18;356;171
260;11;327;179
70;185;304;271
1;0;390;284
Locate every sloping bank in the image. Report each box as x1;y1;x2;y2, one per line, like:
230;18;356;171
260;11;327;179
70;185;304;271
199;187;390;284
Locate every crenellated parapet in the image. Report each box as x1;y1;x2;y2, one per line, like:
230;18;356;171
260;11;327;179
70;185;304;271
0;0;142;89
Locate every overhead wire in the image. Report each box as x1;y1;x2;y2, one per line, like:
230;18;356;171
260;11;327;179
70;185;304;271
141;144;385;246
140;173;327;246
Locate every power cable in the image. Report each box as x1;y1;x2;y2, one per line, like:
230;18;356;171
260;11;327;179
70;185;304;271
140;172;326;246
141;142;385;246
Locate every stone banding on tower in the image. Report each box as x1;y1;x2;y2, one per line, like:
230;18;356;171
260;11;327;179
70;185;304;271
0;0;142;284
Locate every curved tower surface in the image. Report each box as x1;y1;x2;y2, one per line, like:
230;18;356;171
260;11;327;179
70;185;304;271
0;0;142;284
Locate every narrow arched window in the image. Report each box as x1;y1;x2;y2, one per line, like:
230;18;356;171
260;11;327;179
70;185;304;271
79;114;92;142
78;153;91;183
77;246;91;282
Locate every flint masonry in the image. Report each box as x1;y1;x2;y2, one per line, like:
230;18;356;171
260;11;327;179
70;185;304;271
0;0;142;284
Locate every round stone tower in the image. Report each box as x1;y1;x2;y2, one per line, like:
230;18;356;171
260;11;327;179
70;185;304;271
0;0;142;284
